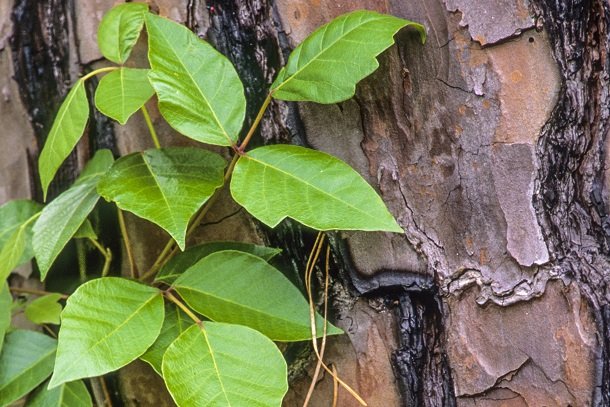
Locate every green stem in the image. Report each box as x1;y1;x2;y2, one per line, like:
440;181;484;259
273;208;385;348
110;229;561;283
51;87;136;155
141;104;161;149
76;239;87;282
89;238;112;277
164;291;202;325
118;208;138;279
80;66;119;82
238;93;272;152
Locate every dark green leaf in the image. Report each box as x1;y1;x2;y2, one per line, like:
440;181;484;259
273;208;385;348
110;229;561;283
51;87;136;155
97;2;148;64
162;323;287;406
231;145;402;232
49;277;164;388
174;250;342;341
39;81;89;200
155;241;281;284
95;68;155;124
271;10;425;103
33;150;114;280
28;379;92;407
25;294;63;325
97;147;226;250
140;304;191;375
146;13;246;146
0;330;56;406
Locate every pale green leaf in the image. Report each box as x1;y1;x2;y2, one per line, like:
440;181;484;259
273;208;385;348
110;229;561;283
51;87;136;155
33;150;114;280
0;284;11;351
231;145;402;232
174;250;342;341
146;13;245;146
140;304;191;375
0;200;43;253
0;330;56;406
73;219;97;240
25;294;63;325
39;81;89;201
49;277;164;388
271;10;425;103
28;379;92;407
97;2;148;64
155;241;282;284
0;211;41;285
162;323;288;407
97;147;226;250
95;68;155;124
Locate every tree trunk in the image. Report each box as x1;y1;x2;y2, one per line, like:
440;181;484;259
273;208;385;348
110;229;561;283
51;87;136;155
2;0;608;406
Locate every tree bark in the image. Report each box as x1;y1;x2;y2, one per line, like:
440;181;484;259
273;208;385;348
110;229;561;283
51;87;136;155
1;0;607;406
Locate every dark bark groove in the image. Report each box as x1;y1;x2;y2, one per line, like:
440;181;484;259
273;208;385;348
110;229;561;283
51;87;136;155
531;0;610;404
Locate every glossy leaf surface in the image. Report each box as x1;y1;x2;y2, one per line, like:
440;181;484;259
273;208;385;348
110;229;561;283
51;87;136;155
34;150;114;280
25;294;63;325
156;241;281;284
0;330;56;406
231;145;402;232
97;147;226;250
162;323;287;406
28;379;92;407
49;278;164;388
140;304;190;375
271;10;425;103
97;2;148;64
146;13;245;146
174;250;342;341
95;68;154;124
0;284;10;351
39;81;89;200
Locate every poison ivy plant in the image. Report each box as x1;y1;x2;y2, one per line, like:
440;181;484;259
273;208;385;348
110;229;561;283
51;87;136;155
0;3;424;406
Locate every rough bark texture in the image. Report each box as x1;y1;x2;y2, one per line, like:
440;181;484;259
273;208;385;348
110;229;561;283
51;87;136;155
1;0;607;406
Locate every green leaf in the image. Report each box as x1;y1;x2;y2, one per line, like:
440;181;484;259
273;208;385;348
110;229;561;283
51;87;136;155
33;150;114;280
0;211;41;285
0;200;43;253
28;379;92;407
0;330;56;406
140;304;191;375
49;277;164;388
0;284;11;351
174;250;342;341
271;10;425;103
98;147;226;250
146;13;246;146
73;219;97;240
25;294;63;325
231;145;402;232
162;323;288;407
39;80;89;201
97;2;148;64
155;242;282;284
95;68;155;124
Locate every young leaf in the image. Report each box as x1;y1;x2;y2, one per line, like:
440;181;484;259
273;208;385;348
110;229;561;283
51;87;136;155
28;379;92;407
162;323;288;407
0;330;57;406
33;150;114;280
94;68;155;124
174;250;342;341
271;10;425;103
0;211;41;285
146;13;246;146
49;277;164;388
97;147;226;250
140;304;191;375
25;294;63;325
39;80;89;201
0;284;11;351
231;145;402;233
73;219;97;240
155;241;282;284
97;2;148;64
